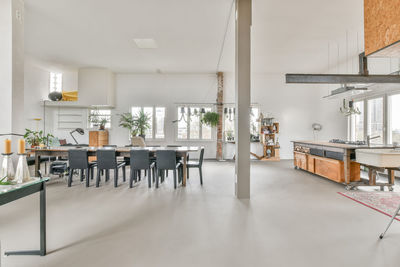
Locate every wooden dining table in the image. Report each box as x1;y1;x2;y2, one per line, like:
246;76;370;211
28;146;199;186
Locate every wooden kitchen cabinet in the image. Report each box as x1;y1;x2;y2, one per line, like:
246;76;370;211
89;131;109;161
294;152;307;170
89;130;109;147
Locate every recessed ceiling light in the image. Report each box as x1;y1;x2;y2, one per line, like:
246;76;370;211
133;39;158;49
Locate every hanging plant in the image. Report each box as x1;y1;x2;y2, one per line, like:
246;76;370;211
201;112;219;127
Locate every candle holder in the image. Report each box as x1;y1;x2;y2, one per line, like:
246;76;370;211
0;153;15;181
15;153;31;184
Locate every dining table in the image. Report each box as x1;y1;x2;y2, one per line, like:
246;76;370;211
28;146;199;186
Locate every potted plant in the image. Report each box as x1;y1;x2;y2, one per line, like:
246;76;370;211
99;118;108;130
201;112;219;127
24;129;55;147
133;110;151;139
118;112;138;139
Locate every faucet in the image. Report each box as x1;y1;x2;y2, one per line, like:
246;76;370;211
367;135;380;146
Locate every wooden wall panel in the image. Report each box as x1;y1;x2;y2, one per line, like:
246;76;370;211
364;0;400;56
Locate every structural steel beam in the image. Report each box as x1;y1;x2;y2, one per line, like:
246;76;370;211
285;73;400;84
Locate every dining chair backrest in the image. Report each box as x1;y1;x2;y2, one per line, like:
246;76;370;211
156;150;177;170
130;150;150;169
199;147;205;167
68;149;89;169
97;149;117;169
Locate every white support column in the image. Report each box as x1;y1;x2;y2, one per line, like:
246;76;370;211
0;0;25;153
235;0;251;199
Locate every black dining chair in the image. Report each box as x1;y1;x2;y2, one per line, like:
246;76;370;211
155;150;183;189
68;149;96;187
129;150;155;188
96;149;126;187
186;147;205;185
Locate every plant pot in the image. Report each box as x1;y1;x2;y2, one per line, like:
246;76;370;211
139;134;146;140
131;136;146;147
99;125;105;130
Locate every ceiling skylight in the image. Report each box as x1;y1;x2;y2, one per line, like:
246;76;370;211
133;39;158;49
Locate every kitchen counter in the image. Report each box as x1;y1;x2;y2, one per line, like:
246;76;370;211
291;140;362;185
292;140;393;150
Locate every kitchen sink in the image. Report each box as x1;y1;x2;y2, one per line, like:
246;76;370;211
356;148;400;168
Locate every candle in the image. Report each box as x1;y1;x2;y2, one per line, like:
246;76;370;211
4;139;11;154
18;139;25;154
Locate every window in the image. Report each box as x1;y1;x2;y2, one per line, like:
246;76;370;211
389;94;400;144
88;109;111;129
223;107;259;141
350;101;364;141
49;72;62;92
131;107;165;139
367;97;383;144
176;106;212;140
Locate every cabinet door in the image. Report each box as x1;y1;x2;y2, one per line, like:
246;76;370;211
307;155;315;173
294;152;307;170
314;157;342;182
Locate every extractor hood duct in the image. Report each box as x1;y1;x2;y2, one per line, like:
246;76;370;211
285;53;400;84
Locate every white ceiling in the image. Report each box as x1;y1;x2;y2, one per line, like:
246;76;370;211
25;0;365;74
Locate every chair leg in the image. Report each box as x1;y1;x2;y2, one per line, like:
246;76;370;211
80;169;84;182
173;169;177;189
130;168;134;186
96;169;101;187
130;169;134;188
156;169;160;188
145;169;147;176
114;169;118;187
166;170;168;177
68;169;73;187
106;170;110;182
199;166;203;185
138;170;141;181
91;168;94;180
148;167;151;188
123;166;126;182
152;167;155;183
86;168;90;187
187;167;189;179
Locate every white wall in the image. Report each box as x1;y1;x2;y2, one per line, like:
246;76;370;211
109;74;218;159
24;57;83;144
223;72;347;159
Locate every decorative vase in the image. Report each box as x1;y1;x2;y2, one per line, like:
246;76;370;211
0;153;15;182
15;154;32;183
48;91;63;101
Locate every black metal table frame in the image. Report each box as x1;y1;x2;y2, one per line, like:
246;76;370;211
0;180;46;256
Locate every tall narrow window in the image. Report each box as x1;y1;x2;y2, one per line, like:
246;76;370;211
389;94;400;144
250;107;259;137
177;107;188;139
143;107;153;138
367;97;383;144
350;101;364;141
155;107;165;139
189;107;200;139
201;107;212;139
49;72;62;92
131;106;165;139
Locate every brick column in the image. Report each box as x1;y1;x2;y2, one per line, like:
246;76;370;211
216;72;224;160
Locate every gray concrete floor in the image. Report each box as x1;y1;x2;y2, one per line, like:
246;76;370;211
1;160;400;267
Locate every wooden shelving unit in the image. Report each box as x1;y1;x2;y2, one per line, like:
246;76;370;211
259;122;280;161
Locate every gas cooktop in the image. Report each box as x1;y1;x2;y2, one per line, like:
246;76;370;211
329;139;367;146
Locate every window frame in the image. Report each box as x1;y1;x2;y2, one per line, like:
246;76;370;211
131;106;166;140
49;72;63;93
87;108;112;129
175;104;215;141
349;93;391;145
222;104;260;142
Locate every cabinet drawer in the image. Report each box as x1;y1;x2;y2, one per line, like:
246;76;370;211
314;157;343;182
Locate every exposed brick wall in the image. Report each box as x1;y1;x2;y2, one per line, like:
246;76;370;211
216;72;224;160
